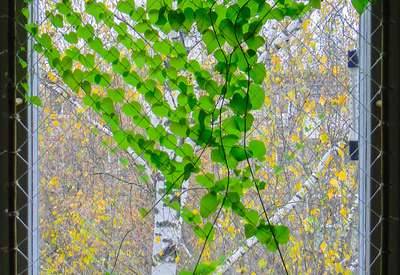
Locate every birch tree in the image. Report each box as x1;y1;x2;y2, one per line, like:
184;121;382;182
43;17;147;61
30;0;370;273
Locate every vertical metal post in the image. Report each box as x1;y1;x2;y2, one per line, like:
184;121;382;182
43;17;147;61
28;0;40;273
358;8;372;274
7;0;18;274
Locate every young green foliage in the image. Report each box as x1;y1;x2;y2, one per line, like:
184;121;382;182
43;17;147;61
27;0;373;273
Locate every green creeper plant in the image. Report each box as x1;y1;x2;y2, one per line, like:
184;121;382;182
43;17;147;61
26;0;372;273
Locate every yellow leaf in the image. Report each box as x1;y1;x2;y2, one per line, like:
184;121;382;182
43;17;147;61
291;134;300;143
258;259;267;269
271;55;281;66
336;94;347;105
294;182;302;192
340;208;347;218
49;177;59;188
319;65;326;74
264;95;271;107
302;19;311;31
192;209;199;215
227;225;235;234
320;55;328;65
319;95;326;106
92;87;101;95
76;106;85;113
320;241;327;252
52;120;59;127
329;178;339;188
332;66;340;76
155;236;161;244
327;188;335;199
48;71;57;82
320;133;329;144
335;262;344;273
325;155;333;167
310;208;319;216
304;99;316;113
287;90;296;101
336;170;347;181
175;255;180;264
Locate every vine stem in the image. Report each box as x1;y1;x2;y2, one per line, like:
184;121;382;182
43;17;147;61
233;1;289;274
193;3;233;273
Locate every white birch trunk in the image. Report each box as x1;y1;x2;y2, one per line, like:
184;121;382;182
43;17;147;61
151;172;180;275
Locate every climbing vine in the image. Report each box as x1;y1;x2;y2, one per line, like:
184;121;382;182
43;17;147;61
26;0;371;273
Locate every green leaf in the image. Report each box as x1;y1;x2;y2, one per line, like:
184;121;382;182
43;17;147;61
154;39;171;55
244;223;257;238
237;7;250;26
117;0;135;15
274;225;290;244
22;7;29;19
119;157;129;166
255;224;272;245
195;8;216;33
249;84;264;110
147;0;164;10
351;0;369;14
246;35;265;51
168;10;185;30
122;102;142;118
250;63;266;84
139;207;148;218
211;147;225;163
200;192;218;218
249;140;266;160
50;14;63;28
229;93;248;115
77;25;94;41
25;95;42;107
234;114;254;132
25;23;38;36
170;121;188;137
107;88;124;102
196;174;214;188
18;56;27;69
310;0;321;9
273;165;284;176
203;30;219;54
230;146;250;162
202;222;216;240
64;32;78;44
219;18;238;47
245;209;259;225
152;103;169;117
222;134;240;147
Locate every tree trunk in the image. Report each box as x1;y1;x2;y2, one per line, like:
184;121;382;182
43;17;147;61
151;172;180;275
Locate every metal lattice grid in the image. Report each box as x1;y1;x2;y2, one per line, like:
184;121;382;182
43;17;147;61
6;0;384;274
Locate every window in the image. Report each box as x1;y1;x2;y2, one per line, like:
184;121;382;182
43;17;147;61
1;0;394;274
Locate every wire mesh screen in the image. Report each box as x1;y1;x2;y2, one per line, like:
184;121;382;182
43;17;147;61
11;0;383;274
